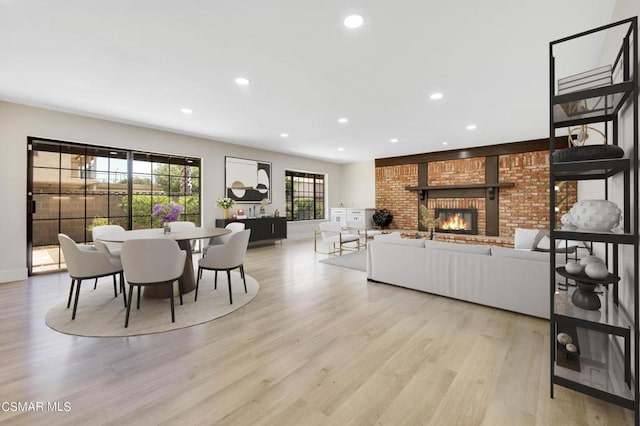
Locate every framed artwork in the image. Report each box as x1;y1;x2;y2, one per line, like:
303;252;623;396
225;156;271;203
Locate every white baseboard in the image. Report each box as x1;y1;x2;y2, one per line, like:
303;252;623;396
0;268;28;283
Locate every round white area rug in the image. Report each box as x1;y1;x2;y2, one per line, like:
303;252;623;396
45;271;259;337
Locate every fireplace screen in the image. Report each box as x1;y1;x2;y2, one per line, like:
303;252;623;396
435;208;478;235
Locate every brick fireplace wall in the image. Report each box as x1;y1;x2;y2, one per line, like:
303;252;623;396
427;157;487;235
375;149;577;239
375;164;419;229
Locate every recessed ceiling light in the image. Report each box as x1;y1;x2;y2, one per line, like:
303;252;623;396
338;147;345;151
466;124;477;130
442;142;448;146
280;133;289;138
110;151;118;155
235;77;250;86
338;117;349;123
344;14;364;29
430;92;443;100
390;138;399;143
180;108;193;114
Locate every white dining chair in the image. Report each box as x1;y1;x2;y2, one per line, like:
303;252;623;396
168;221;197;249
120;238;187;328
92;224;126;258
58;233;126;320
201;222;246;257
195;229;251;304
314;221;361;255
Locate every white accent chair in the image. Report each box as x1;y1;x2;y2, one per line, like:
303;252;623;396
346;220;381;247
58;233;126;320
202;222;246;257
314;221;361;255
195;229;251;304
120;238;187;328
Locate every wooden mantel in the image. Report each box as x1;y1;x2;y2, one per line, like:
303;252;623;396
405;182;515;201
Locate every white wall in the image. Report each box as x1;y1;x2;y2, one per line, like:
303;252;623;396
0;101;344;282
338;160;376;208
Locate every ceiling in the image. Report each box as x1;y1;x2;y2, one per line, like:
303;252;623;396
0;1;620;163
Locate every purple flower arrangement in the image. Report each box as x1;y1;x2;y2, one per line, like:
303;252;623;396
151;202;184;223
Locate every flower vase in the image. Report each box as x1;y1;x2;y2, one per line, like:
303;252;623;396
223;209;229;220
163;222;171;234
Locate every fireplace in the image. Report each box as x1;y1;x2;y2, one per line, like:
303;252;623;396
435;208;478;235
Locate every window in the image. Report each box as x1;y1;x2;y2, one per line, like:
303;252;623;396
27;137;201;274
285;171;325;221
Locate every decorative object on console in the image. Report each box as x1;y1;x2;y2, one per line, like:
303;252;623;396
564;200;621;231
372;209;393;229
260;199;267;216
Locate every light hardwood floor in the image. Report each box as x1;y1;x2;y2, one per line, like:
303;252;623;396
0;239;634;425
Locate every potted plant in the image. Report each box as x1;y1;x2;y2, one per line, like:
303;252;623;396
419;205;440;240
372;209;393;229
216;197;235;219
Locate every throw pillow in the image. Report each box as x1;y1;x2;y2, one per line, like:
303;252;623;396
514;228;541;250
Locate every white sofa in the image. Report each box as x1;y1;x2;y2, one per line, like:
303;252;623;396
367;237;565;319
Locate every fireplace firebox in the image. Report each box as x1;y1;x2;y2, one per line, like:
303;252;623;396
435;208;478;235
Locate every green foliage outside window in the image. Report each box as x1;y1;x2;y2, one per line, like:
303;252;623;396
119;195;200;229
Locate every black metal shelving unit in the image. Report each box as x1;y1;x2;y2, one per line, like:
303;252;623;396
549;17;639;423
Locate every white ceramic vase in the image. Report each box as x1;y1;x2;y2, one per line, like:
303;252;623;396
568;200;621;231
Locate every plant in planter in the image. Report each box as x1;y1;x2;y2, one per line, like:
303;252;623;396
372;209;393;229
419;205;440;240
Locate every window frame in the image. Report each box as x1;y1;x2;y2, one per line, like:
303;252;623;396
285;170;326;221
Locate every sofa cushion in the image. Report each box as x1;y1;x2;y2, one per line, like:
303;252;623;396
491;246;551;262
424;240;491;255
376;237;425;248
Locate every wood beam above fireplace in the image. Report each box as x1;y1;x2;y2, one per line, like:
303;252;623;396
405;182;515;191
405;182;514;200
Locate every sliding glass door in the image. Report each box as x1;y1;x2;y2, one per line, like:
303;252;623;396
27;137;201;275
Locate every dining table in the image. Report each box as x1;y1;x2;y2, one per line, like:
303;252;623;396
97;227;231;298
